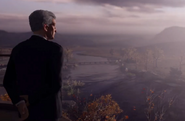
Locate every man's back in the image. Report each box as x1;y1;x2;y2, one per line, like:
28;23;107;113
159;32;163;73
13;35;61;95
3;35;63;120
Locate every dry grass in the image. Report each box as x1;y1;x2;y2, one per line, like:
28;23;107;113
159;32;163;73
62;79;85;96
143;88;176;121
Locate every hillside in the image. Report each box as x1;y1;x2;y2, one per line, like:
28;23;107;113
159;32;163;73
0;31;96;47
0;30;151;48
152;26;185;43
139;26;185;55
0;31;32;47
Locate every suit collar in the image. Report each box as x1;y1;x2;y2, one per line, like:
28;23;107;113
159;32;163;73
29;35;48;41
33;34;47;40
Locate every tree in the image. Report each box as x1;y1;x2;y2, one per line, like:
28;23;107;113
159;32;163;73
119;47;136;62
151;47;164;68
141;48;153;71
133;51;142;70
178;55;185;72
174;49;185;72
64;48;73;63
144;88;176;121
109;48;114;57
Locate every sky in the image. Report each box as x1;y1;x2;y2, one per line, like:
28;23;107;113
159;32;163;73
1;0;185;35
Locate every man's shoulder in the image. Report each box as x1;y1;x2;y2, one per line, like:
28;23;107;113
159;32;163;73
12;38;63;52
12;40;28;52
47;41;62;48
46;41;63;52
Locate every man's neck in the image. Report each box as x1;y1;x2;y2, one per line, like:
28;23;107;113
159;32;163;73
33;31;48;40
33;34;47;40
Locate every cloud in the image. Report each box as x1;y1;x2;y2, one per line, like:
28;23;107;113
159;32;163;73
1;10;185;34
56;13;143;27
101;6;140;18
0;14;29;32
79;1;164;13
23;0;73;3
125;5;164;13
74;0;185;8
21;0;185;13
57;15;110;25
0;13;28;24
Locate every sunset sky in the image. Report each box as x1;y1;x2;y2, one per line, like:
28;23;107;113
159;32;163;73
1;0;185;35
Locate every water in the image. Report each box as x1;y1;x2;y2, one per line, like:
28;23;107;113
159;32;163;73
73;52;109;62
0;52;120;96
0;52;120;83
70;52;121;82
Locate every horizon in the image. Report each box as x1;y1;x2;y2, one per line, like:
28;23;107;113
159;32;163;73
1;0;185;35
1;25;185;37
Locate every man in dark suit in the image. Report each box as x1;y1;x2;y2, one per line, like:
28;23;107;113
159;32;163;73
3;10;63;121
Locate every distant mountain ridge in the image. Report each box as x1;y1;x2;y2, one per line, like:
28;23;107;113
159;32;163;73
1;26;185;48
0;30;150;48
0;30;8;34
0;31;32;47
152;26;185;43
0;30;96;47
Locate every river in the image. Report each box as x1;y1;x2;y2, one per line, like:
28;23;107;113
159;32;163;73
0;52;121;103
0;52;120;84
1;53;185;121
69;52;121;82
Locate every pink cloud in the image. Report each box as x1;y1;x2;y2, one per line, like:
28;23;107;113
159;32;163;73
23;0;73;3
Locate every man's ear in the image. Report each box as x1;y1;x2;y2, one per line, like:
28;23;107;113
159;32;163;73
43;24;49;32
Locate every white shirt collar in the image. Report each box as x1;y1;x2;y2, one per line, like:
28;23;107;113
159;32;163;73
33;34;47;40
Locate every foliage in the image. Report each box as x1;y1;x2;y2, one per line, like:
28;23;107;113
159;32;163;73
64;48;73;62
141;48;153;70
126;72;136;77
110;49;114;56
169;67;182;78
132;52;143;70
119;48;136;63
64;93;129;121
76;94;124;121
151;47;164;68
143;88;176;121
64;79;85;88
118;47;164;71
62;112;72;121
62;79;85;96
0;93;11;101
63;63;78;72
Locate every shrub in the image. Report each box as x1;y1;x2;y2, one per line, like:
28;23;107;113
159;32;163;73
143;88;176;121
77;94;123;121
169;67;182;78
62;80;85;96
0;93;11;101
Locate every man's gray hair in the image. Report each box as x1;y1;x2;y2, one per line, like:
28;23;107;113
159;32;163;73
29;10;56;32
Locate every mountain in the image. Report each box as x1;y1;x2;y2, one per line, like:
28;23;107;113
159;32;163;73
152;26;185;43
0;31;32;47
0;30;8;35
139;26;185;55
0;30;151;48
0;31;96;48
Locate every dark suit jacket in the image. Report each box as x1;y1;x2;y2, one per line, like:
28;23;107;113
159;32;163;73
3;35;63;120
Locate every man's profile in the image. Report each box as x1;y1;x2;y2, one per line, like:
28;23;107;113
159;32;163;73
3;10;63;121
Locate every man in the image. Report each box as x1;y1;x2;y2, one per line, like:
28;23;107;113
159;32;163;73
3;10;63;121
